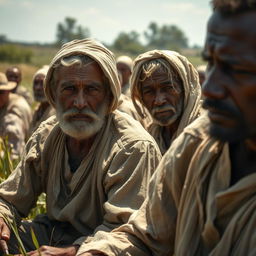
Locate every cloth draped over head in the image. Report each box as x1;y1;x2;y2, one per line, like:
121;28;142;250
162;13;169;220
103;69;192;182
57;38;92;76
44;38;121;112
116;55;133;71
33;65;50;80
131;50;202;137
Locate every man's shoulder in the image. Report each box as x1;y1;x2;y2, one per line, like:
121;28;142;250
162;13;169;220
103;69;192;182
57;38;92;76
29;115;58;143
16;85;33;105
164;113;211;159
112;110;158;146
182;112;210;139
7;93;32;116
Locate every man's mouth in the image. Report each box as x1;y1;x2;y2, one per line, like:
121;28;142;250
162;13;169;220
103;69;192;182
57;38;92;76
208;108;236;127
68;114;93;122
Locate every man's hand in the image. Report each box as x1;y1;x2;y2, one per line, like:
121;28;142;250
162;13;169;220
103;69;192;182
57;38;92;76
25;245;79;256
0;217;10;254
79;250;106;256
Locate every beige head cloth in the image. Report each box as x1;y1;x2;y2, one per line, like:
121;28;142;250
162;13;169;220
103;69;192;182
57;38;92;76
131;50;202;135
44;38;121;112
116;55;133;71
33;65;49;81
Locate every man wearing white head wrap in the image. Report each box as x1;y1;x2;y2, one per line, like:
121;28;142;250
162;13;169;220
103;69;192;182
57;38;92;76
30;65;55;134
116;55;133;97
0;39;161;256
130;50;202;154
116;56;147;127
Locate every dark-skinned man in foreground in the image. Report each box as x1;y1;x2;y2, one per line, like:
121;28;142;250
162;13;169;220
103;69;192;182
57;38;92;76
77;0;256;255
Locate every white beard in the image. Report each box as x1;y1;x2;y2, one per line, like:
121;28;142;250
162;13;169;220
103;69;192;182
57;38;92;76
56;99;109;140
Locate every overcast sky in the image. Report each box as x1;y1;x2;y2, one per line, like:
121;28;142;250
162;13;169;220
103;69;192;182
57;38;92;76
0;0;212;47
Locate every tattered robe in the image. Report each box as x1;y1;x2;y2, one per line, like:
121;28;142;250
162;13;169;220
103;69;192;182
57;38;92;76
77;114;256;256
0;110;161;252
130;50;202;154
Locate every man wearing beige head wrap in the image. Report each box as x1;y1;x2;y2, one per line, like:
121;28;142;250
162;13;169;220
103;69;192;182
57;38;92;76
130;50;202;154
30;65;55;134
0;39;161;256
116;56;146;127
116;55;133;97
77;0;256;255
0;72;32;159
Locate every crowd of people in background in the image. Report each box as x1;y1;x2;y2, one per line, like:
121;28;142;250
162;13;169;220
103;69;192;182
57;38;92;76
0;0;255;255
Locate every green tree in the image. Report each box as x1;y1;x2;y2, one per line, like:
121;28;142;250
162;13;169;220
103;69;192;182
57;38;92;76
112;31;145;55
56;17;90;46
144;22;188;51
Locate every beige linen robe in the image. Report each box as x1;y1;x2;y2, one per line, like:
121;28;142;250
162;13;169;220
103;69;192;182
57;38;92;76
0;110;161;250
77;114;256;256
0;93;32;158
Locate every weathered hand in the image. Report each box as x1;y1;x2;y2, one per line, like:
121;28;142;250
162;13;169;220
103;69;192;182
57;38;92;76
26;245;79;256
79;250;106;256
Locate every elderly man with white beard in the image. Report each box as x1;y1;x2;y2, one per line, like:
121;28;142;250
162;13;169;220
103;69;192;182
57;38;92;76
0;39;161;256
130;50;202;154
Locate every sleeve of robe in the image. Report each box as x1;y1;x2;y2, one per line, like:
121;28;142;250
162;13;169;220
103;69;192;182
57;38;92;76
77;129;202;256
0;120;53;224
73;138;162;246
2;113;26;159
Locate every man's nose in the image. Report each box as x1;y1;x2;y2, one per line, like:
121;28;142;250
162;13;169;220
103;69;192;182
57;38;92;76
73;90;88;109
154;90;167;106
34;82;43;91
202;66;227;100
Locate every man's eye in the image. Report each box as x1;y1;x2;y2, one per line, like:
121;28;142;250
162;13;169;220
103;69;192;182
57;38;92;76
87;86;98;92
63;86;75;92
142;89;153;95
233;69;253;75
165;85;175;90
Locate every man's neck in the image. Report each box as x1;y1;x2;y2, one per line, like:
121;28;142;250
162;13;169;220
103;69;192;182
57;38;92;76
66;135;96;172
229;139;256;185
162;121;179;149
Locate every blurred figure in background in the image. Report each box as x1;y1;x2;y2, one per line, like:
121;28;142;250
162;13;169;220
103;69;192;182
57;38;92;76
116;55;133;97
196;64;207;87
130;50;201;154
30;65;55;134
0;72;32;159
5;66;33;105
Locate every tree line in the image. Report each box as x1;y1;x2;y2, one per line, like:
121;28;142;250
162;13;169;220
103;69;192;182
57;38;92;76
56;17;189;55
0;16;196;63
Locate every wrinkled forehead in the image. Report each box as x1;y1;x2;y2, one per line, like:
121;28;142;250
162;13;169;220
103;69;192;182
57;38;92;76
140;58;179;79
207;10;256;47
205;11;256;62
